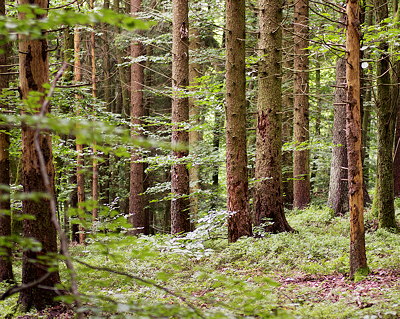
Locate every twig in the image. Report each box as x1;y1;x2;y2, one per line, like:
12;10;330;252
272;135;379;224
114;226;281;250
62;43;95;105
0;272;51;300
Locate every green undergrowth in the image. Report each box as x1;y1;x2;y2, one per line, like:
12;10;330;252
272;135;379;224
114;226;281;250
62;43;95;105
1;205;400;318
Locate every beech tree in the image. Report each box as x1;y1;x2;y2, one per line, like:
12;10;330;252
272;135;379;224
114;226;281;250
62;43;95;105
254;0;293;233
18;0;62;309
225;0;252;242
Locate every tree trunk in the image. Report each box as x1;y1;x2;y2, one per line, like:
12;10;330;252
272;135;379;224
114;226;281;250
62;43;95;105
282;0;294;206
254;0;293;233
293;0;310;209
346;0;368;278
372;0;396;229
129;0;148;235
226;0;252;242
74;27;86;244
0;0;13;283
18;0;61;309
189;26;202;224
328;58;348;216
171;0;191;234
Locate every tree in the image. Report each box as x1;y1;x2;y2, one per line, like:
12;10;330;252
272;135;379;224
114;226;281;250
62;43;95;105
254;0;293;233
372;0;397;229
171;0;191;234
0;0;13;282
129;0;148;235
345;0;368;278
74;27;86;244
225;0;252;242
293;0;310;209
328;57;348;216
18;0;62;309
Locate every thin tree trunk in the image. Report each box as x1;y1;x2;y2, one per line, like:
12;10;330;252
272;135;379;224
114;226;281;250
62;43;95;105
129;0;148;235
189;27;202;224
74;27;86;244
328;57;348;216
346;0;368;278
254;0;293;233
18;0;61;309
171;0;191;234
0;0;13;283
293;0;310;209
226;0;252;242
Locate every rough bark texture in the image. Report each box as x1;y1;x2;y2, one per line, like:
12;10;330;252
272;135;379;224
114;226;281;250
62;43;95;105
189;26;202;223
171;0;191;234
293;0;310;209
129;0;148;235
74;28;86;244
18;0;61;309
254;0;293;233
346;0;368;278
226;0;252;242
282;0;294;207
372;0;396;229
0;0;13;283
328;58;348;216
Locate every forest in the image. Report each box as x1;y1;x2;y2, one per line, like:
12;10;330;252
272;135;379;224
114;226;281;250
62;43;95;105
0;0;399;317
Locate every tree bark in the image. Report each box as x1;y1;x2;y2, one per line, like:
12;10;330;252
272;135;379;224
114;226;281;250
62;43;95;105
372;0;397;229
18;0;61;309
129;0;148;235
328;58;348;216
293;0;310;209
346;0;368;278
171;0;191;234
226;0;252;242
0;0;13;283
74;27;86;244
254;0;293;233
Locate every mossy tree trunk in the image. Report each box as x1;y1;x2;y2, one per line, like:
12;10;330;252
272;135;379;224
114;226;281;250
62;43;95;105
254;0;293;233
372;0;397;230
226;0;252;242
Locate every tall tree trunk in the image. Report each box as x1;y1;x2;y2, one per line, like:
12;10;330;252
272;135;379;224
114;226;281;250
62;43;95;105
293;0;310;209
254;0;293;233
90;0;99;221
328;58;348;216
129;0;148;235
74;27;86;244
372;0;397;229
282;0;294;206
0;0;13;283
189;27;202;224
346;0;368;278
226;0;252;242
18;0;61;309
171;0;191;234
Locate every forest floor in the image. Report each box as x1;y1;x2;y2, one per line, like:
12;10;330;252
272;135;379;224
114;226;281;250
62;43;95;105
1;204;400;318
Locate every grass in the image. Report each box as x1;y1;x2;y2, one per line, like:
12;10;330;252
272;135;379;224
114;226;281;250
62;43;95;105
1;205;400;318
